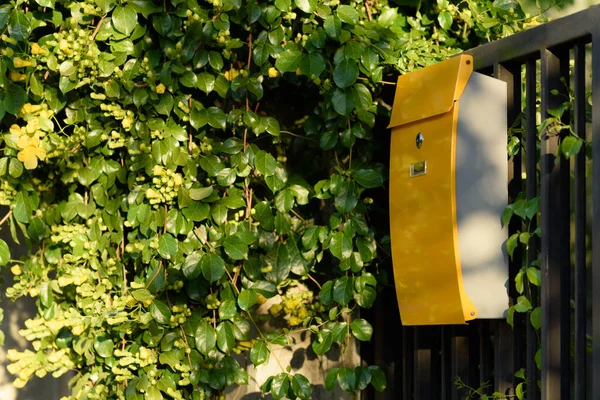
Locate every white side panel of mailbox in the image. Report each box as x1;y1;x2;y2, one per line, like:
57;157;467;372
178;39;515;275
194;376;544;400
455;72;509;319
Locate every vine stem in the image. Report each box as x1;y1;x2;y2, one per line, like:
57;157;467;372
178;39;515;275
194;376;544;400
365;0;372;21
356;76;396;85
279;130;318;143
307;273;322;290
0;210;12;227
145;260;163;289
90;15;106;42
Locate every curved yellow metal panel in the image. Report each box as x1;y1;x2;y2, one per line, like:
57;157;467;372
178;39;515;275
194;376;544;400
389;105;478;325
388;55;473;128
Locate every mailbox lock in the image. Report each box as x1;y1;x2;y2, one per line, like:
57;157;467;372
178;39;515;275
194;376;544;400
416;133;424;149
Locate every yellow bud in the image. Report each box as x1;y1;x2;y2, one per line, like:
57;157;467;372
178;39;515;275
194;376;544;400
268;67;279;78
9;71;26;82
296;67;302;76
13;57;33;68
11;265;22;276
31;43;45;55
155;83;166;94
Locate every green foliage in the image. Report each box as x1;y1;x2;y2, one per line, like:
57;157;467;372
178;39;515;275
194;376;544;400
0;0;540;398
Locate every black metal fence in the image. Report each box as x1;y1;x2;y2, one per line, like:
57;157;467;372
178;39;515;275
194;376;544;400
365;5;600;400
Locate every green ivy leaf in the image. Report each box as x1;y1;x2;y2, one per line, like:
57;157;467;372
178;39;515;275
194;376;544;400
506;232;519;258
195;321;217;355
94;336;115;358
238;289;258;311
270;373;290;400
526;266;541;286
223;234;249;260
369;366;387;392
294;0;316;13
438;11;452;30
158;233;178;260
312;330;333;355
325;368;339;391
337;367;356;391
353;169;383;188
291;374;312;400
112;5;138;36
332;88;354;115
299;53;326;77
0;239;10;266
275;50;303;73
330;232;352;260
350;318;373;341
218;299;237;320
333;59;359;88
150;301;172;325
250;340;270;366
216;321;235;353
201;254;226;283
333;276;353;305
336;5;359;24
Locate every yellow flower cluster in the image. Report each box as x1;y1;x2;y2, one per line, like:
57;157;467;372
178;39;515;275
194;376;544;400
5;103;54;170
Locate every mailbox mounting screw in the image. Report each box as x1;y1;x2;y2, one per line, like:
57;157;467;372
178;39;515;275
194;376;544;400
416;133;424;149
470;311;475;316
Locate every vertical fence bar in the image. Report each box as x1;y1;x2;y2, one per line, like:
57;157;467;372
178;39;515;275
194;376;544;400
540;48;570;400
573;42;587;400
402;326;414;400
525;58;539;400
451;326;471;400
494;62;523;395
441;326;451;400
414;327;432;399
591;30;600;400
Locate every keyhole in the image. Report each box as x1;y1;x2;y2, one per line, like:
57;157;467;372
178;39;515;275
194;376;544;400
416;133;424;149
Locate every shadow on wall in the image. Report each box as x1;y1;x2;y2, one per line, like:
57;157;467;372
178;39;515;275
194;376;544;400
0;220;70;400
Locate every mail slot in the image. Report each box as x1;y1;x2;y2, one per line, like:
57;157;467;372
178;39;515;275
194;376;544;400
388;54;509;325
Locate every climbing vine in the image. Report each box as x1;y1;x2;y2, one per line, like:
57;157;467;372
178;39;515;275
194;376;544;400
0;0;545;399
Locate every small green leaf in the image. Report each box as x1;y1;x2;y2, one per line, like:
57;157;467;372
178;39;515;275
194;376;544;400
0;239;10;266
216;321;235;353
330;232;352;260
201;254;225;283
94;336;114;358
369;366;387;392
150;301;172;325
131;289;154;302
353;169;383;188
238;289;258;311
291;374;312;400
275;50;303;73
112;5;138;36
350;318;373;341
333;59;359;88
195;321;217;355
223;234;249;260
527;266;541;286
250;340;270;366
506;232;519;258
561;136;583;159
294;0;316;13
325;368;339;391
438;11;452;30
158;233;178;259
336;5;359;24
514;295;532;313
333;276;353;305
337;367;356;391
332;88;354;115
219;299;237;320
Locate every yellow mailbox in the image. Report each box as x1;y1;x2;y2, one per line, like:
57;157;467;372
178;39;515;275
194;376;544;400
388;55;508;325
